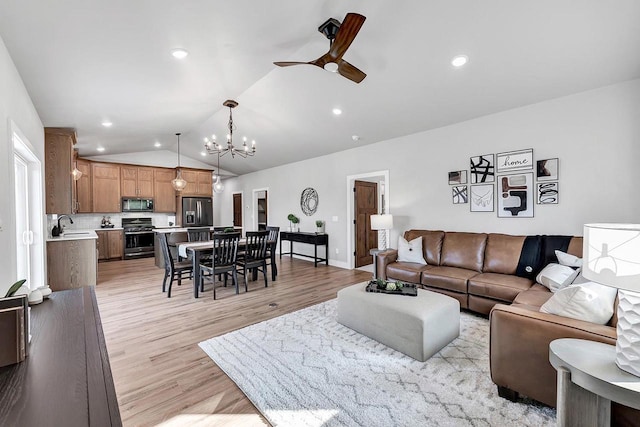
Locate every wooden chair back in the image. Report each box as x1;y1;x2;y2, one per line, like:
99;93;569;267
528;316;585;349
187;227;211;242
244;231;269;261
213;232;241;267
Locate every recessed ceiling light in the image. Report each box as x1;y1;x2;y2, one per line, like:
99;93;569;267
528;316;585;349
451;55;469;67
97;147;105;152
332;108;342;116
101;121;112;127
352;135;361;141
171;48;189;59
154;142;161;148
200;151;206;156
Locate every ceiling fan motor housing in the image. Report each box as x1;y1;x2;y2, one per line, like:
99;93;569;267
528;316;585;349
318;18;341;41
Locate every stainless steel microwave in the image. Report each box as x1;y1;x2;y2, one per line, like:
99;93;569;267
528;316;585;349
121;198;154;212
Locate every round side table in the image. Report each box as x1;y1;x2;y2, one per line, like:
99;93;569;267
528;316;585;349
549;338;640;427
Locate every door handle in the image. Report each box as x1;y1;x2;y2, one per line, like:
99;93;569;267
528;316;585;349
28;230;34;245
22;231;29;245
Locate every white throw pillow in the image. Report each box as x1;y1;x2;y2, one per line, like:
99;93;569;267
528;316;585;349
397;236;427;265
555;250;583;268
540;281;617;325
536;263;580;292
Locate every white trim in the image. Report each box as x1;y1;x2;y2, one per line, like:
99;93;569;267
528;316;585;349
345;170;390;270
251;187;269;231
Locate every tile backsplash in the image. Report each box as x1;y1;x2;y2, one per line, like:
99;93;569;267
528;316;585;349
46;212;176;235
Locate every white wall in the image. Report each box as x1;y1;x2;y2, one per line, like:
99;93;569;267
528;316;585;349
216;79;640;266
0;36;45;295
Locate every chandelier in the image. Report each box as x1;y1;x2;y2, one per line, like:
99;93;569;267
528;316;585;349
204;100;256;158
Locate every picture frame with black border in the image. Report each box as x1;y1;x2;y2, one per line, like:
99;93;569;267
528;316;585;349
536;158;559;181
452;185;468;204
448;170;467;185
537;181;559;204
497;172;534;218
470;154;495;183
470;184;494;212
496;149;533;173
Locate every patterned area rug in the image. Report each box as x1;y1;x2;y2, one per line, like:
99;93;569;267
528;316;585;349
199;300;555;427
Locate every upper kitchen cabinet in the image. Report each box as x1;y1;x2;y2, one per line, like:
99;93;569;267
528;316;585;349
75;158;92;213
121;166;154;198
44;128;76;214
153;168;176;212
92;162;121;212
180;169;213;197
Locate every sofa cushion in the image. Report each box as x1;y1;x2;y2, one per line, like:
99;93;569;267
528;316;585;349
397;236;427;264
387;262;432;284
468;273;534;303
483;234;526;275
404;230;445;265
440;232;487;272
513;286;552;307
422;266;478;293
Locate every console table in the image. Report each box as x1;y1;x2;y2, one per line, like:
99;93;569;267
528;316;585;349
549;338;640;427
0;287;121;426
280;231;329;267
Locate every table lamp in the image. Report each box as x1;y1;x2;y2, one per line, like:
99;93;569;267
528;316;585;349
370;214;393;250
583;223;640;377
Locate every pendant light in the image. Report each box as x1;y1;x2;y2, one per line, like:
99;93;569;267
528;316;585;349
213;151;224;193
172;132;188;191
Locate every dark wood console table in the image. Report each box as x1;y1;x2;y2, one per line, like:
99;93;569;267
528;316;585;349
280;231;329;267
0;287;121;426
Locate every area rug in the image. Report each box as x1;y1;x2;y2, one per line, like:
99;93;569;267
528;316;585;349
199;300;555;427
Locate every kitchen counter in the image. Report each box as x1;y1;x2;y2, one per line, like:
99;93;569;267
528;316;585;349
155;227;216;234
46;229;98;242
95;227;124;231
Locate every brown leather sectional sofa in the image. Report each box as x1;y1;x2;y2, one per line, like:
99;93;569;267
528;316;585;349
377;229;638;425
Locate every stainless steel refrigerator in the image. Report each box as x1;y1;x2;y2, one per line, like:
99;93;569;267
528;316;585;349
181;197;213;226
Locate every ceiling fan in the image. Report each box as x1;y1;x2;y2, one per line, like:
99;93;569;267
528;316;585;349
274;13;367;83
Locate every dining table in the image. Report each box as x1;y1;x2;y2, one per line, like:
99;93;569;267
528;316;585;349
177;238;276;298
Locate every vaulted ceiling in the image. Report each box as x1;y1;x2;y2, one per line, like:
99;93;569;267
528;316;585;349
1;1;639;175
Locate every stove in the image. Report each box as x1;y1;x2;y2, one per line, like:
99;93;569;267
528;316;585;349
122;218;155;259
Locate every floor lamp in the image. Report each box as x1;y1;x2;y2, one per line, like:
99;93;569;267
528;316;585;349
583;223;640;377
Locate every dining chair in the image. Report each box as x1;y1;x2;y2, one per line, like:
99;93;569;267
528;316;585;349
199;232;241;299
158;233;193;298
265;226;280;281
237;230;269;291
187;227;212;242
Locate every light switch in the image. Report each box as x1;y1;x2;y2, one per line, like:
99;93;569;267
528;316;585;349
332;216;339;222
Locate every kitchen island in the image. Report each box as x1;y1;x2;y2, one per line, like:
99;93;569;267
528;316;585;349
46;230;98;290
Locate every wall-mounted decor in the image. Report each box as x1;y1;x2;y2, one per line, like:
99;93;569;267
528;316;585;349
498;173;534;217
496;149;533;173
470;154;495;183
452;186;468;204
536;158;558;181
448;170;467;185
537;182;559;204
300;187;319;216
470;184;494;212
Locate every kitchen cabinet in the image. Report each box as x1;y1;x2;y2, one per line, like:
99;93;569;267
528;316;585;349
46;238;98;289
44;128;76;214
180;169;213;196
75;158;92;213
121;166;154;198
92;163;121;213
153;168;177;212
96;230;123;260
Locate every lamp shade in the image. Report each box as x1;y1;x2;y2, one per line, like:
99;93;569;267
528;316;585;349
370;214;393;231
583;223;640;292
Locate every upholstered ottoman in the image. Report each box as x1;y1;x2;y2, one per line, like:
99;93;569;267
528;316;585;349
337;283;460;361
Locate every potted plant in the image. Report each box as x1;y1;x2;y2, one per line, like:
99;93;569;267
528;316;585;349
287;214;300;232
315;220;325;234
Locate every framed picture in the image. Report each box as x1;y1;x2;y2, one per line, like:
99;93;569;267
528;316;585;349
470;154;495;183
470;184;494;212
537;182;559;204
448;170;467;185
452;185;468;204
496;149;533;173
536;158;558;181
497;173;534;218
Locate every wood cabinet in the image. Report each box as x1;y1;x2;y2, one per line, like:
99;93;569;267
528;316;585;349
46;238;98;289
180;169;213;196
92;163;121;213
96;230;123;260
44;128;76;214
75;158;92;213
121;166;154;198
153;168;177;212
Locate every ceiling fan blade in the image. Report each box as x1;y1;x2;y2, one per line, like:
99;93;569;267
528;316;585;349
273;61;310;67
329;13;366;60
337;59;366;83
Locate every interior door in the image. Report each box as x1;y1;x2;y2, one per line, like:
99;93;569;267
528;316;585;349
233;193;242;227
354;180;378;268
14;154;31;285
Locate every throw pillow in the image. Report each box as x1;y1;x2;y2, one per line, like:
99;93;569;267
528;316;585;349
555;250;583;268
397;236;427;265
536;263;580;292
540;281;617;325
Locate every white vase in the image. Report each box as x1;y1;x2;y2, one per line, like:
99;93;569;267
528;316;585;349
616;289;640;377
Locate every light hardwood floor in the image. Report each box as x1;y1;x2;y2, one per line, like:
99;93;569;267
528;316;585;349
95;256;371;426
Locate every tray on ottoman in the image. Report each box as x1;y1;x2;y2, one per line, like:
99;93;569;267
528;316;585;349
365;280;418;297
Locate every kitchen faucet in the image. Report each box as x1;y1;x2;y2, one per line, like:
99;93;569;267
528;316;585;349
52;215;74;237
